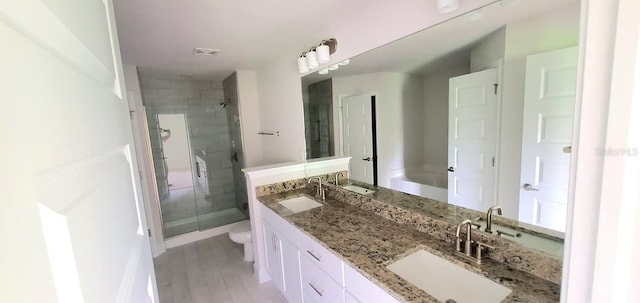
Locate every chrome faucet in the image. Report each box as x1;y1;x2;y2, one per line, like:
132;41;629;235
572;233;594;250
455;219;473;256
307;177;325;200
485;205;503;233
334;172;342;186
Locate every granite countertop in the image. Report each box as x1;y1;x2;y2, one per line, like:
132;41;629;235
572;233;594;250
258;188;560;303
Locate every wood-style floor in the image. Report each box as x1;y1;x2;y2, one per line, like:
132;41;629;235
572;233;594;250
154;234;288;303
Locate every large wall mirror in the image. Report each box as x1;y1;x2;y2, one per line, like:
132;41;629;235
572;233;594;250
302;0;580;237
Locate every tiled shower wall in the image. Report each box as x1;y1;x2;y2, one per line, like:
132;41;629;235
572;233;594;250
141;78;237;222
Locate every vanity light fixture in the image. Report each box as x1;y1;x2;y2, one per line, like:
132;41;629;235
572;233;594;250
297;38;338;73
437;0;460;13
318;59;350;75
463;10;483;21
317;42;331;63
298;54;309;73
306;48;319;69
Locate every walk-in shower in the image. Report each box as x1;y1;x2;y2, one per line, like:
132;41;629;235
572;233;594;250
142;78;248;239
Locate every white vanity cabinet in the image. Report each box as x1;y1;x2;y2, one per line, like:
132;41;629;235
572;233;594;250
297;228;345;303
344;263;400;303
261;207;303;303
259;204;398;303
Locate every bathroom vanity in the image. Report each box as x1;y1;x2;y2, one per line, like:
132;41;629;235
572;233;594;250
251;170;562;303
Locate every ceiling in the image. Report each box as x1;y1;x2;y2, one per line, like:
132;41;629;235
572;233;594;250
114;0;578;82
113;0;390;80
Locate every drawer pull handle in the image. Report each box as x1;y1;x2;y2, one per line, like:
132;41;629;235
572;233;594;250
308;282;324;297
306;250;321;261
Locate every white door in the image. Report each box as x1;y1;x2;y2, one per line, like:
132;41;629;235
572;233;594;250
342;94;374;184
448;69;498;211
0;1;158;302
519;47;578;232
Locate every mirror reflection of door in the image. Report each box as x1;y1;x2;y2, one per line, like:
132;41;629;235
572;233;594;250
299;0;580;238
341;94;376;184
519;46;578;232
448;69;498;211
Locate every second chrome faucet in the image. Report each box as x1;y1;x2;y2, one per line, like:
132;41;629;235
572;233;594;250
307;176;326;200
485;205;503;233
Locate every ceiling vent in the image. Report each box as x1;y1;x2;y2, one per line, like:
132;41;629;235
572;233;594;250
193;48;221;56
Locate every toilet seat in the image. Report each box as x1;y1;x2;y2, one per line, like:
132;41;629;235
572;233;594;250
228;220;254;262
229;221;252;243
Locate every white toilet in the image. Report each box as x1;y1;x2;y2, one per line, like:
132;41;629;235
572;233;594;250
229;220;253;262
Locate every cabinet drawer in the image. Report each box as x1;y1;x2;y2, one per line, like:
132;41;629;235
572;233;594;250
297;230;344;286
344;263;399;303
300;253;345;303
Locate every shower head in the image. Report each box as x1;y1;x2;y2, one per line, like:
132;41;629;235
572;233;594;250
219;98;231;108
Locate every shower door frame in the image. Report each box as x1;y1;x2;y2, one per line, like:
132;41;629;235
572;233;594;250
134;105;249;249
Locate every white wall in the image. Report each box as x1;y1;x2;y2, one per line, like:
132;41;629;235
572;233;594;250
470;27;506;73
158;114;192;170
332;72;423;187
497;4;581;219
251;0;495;166
123;65;166;256
563;0;640;301
255;62;307;164
423;60;471;173
236;71;264;168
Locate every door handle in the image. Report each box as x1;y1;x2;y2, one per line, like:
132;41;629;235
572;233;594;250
447;167;455;172
523;183;539;191
362;157;371;161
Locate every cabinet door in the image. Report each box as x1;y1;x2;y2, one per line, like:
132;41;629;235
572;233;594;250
281;236;302;303
263;221;285;292
345;292;360;303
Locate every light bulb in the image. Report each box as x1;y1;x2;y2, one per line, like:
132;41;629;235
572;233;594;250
297;56;309;73
317;44;330;64
306;50;319;69
437;0;460;13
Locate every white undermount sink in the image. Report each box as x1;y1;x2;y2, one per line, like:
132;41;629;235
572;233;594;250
342;185;376;195
278;196;323;213
387;249;511;303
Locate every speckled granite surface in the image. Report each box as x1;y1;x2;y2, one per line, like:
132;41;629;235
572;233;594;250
257;176;563;284
325;181;564;284
255;171;348;197
258;188;560;303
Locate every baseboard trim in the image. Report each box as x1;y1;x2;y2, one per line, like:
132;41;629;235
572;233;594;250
164;220;249;249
